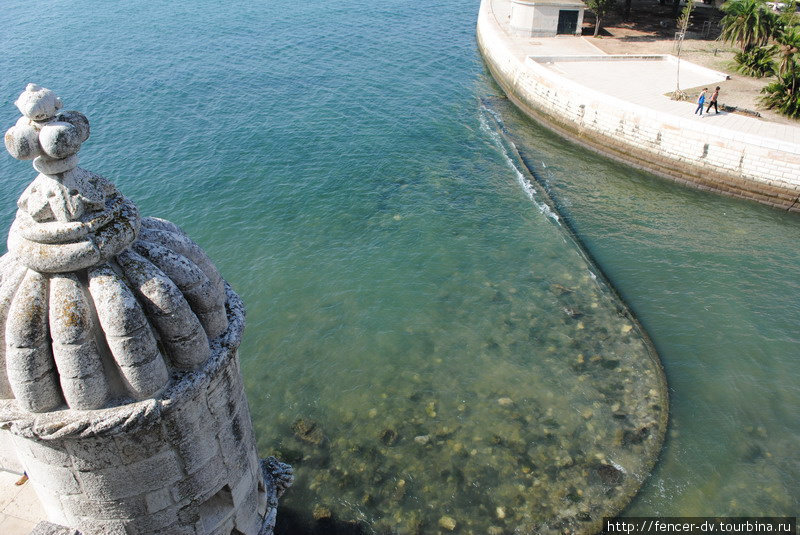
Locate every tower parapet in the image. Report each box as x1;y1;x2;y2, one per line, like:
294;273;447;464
1;84;291;535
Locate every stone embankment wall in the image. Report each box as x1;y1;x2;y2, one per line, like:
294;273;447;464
477;0;800;212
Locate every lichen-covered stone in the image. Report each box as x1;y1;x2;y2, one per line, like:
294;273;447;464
56;111;90;143
139;220;225;293
0;261;27;399
39;122;82;159
15;84;62;121
5;270;63;412
49;274;112;409
4;121;41;160
116;249;210;370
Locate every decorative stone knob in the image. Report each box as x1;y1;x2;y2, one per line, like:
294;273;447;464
4;84;89;175
14;83;62;121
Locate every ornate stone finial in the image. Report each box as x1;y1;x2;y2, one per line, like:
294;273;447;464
5;84;100;227
1;85;290;534
4;85;133;273
14;83;63;120
0;84;228;412
6;84;89;181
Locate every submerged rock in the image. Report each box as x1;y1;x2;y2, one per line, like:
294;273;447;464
414;435;431;445
593;463;625;486
379;427;399;446
292;418;325;446
439;515;457;531
312;504;332;521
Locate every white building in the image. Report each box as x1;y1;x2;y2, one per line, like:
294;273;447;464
509;0;586;37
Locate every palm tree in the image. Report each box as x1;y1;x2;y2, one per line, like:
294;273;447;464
720;0;777;52
760;7;800;117
776;24;800;76
760;72;800;116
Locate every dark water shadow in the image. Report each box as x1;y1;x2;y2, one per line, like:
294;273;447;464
275;507;368;535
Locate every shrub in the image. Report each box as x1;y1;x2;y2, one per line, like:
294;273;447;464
760;72;800;117
734;46;777;77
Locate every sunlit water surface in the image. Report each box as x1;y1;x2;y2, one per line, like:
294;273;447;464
1;0;797;533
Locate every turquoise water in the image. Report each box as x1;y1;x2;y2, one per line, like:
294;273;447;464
1;0;797;533
490;101;800;519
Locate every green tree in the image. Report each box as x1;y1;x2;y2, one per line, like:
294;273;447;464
719;0;777;52
776;0;800;30
587;0;617;36
776;23;800;75
673;0;695;99
760;72;800;116
759;7;800;117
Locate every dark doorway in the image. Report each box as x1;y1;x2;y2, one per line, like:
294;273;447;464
557;10;579;34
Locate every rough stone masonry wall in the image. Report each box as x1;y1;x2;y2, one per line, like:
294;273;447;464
477;0;800;212
8;347;266;535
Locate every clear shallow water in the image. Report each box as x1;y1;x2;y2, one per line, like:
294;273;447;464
488;99;800;518
1;0;796;534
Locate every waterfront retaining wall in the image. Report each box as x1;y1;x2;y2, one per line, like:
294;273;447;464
477;0;800;212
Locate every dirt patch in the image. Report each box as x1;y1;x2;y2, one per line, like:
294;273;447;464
582;0;797;125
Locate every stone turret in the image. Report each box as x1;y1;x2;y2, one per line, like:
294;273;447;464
0;84;291;535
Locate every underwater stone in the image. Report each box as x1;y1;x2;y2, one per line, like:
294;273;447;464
292;418;325;445
439;516;457;531
379;428;398;446
312;504;332;520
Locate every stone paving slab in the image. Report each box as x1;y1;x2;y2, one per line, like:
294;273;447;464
541;58;724;97
0;470;46;535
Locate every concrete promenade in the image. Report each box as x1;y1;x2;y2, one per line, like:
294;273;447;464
478;0;800;210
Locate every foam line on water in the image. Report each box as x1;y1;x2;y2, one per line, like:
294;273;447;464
477;98;663;377
479;108;560;223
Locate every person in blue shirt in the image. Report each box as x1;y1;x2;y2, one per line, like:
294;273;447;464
695;88;708;116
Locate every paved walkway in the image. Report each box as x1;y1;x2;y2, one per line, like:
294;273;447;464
487;0;800;146
0;470;46;535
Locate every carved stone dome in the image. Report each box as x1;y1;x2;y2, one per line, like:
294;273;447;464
0;84;230;413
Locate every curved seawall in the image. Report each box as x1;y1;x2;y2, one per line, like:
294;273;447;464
477;0;800;212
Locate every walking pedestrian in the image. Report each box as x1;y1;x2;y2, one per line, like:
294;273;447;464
706;86;720;114
695;88;707;116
